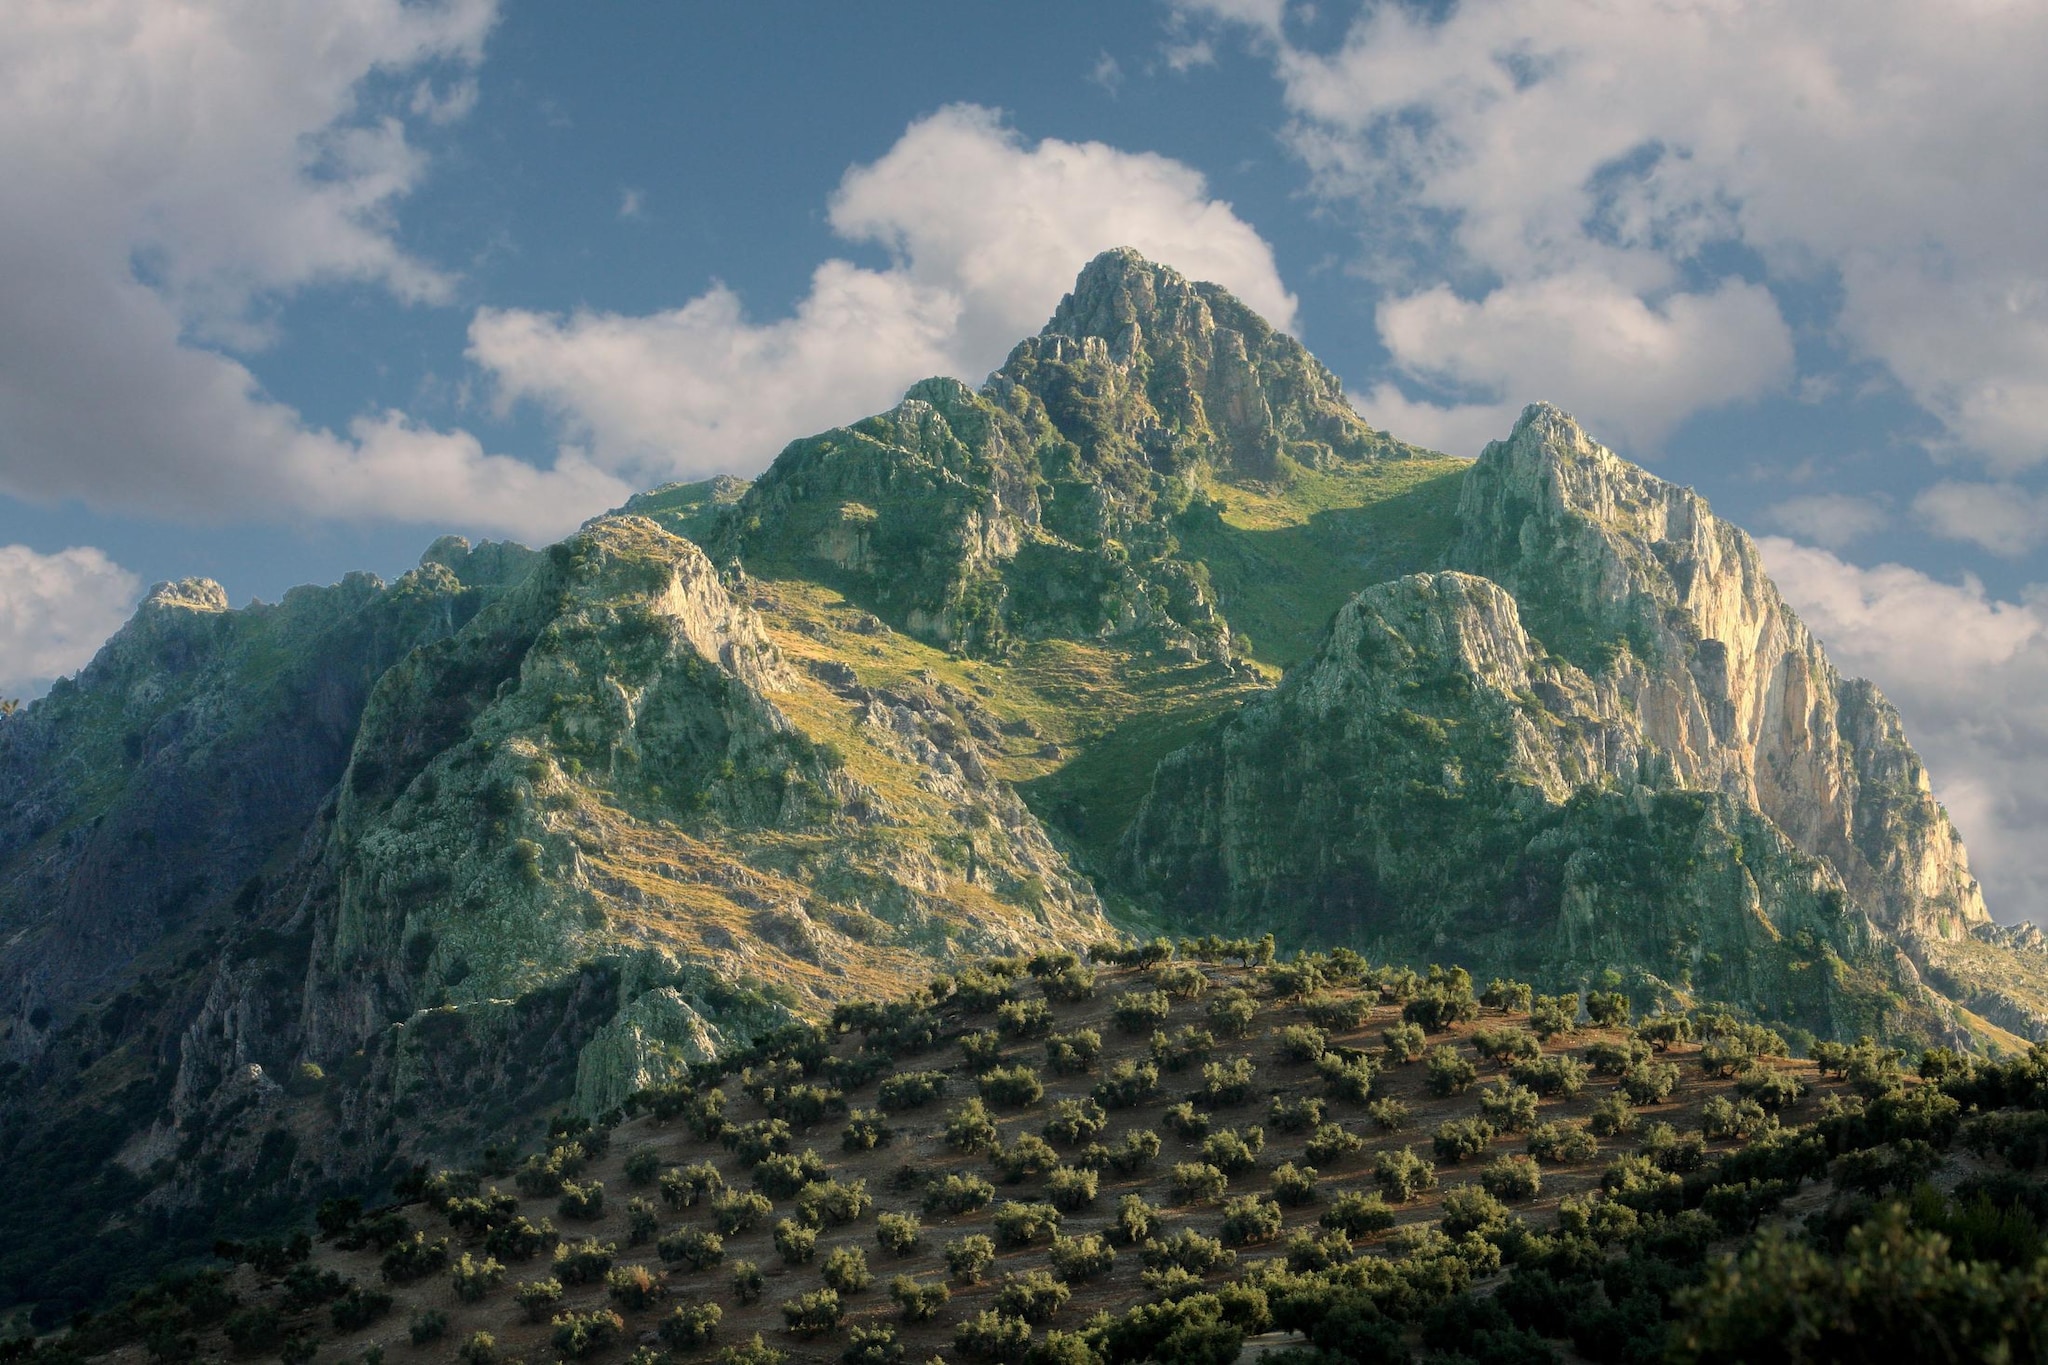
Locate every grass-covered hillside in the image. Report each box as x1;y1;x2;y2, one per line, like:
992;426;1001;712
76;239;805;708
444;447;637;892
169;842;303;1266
46;943;2048;1365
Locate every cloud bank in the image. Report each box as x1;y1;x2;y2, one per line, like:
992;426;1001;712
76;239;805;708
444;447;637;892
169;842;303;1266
0;546;140;699
470;104;1296;487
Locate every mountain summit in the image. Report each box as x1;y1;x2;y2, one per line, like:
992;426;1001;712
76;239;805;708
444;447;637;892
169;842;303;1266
0;249;2036;1315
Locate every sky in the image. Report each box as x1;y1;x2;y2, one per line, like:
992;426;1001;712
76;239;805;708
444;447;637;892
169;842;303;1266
4;0;2048;925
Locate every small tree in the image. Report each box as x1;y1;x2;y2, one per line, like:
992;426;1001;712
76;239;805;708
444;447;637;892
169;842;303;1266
1481;1154;1542;1202
821;1246;874;1295
1425;1046;1478;1097
944;1234;997;1283
890;1275;951;1323
1374;1146;1437;1201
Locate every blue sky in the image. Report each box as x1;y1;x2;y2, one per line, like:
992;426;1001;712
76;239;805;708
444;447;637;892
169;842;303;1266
6;0;2048;923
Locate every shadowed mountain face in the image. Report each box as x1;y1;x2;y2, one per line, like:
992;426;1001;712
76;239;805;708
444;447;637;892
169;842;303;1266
0;249;2034;1320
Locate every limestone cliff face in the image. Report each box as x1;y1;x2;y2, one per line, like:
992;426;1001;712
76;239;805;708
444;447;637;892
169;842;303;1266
1122;568;1962;1043
1451;404;1988;946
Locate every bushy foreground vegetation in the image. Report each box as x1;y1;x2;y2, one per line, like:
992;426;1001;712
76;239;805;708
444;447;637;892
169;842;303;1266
29;941;2048;1364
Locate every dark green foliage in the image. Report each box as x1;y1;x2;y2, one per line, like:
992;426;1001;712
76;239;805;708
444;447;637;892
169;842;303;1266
556;1180;604;1221
1303;994;1372;1032
1171;1162;1230;1204
1478;1079;1540;1132
1585;991;1631;1027
1482;1154;1542;1202
1094;1059;1160;1109
1267;1161;1318;1204
945;1234;997;1283
993;1201;1063;1246
726;1119;794;1167
1143;1228;1236;1275
1528;995;1577;1039
1153;1025;1218;1072
999;999;1054;1041
380;1232;450;1284
821;1245;874;1295
781;1287;846;1337
1619;1061;1680;1105
1113;991;1173;1033
925;1174;997;1215
1381;1022;1426;1063
1164;1101;1212;1141
1115;1194;1162;1244
329;1285;393;1332
623;1145;661;1185
712;1190;774;1235
1207;990;1259;1039
1510;1054;1587;1098
994;1134;1061;1183
891;1273;951;1322
1482;979;1534;1012
605;1262;662;1311
956;1310;1033;1363
1366;1098;1410;1131
1315;1052;1377;1104
1049;1233;1117;1282
996;1269;1071;1323
1154;963;1210;1000
961;1030;1008;1073
410;1308;450;1347
732;1260;765;1304
945;1097;1002;1153
1526;1121;1599;1164
1201;1126;1265;1175
878;1070;948;1112
1426;1046;1478;1096
660;1227;725;1271
1321;1190;1396;1236
1219;1195;1284;1247
875;1213;922;1256
1201;1057;1259;1105
1046;1167;1099;1211
753;1149;829;1198
843;1109;894;1152
662;1161;725;1209
843;1323;903;1365
552;1237;617;1286
1107;1128;1164;1173
1375;1146;1437;1201
1434;1118;1496;1163
796;1177;873;1229
1305;1123;1365;1163
1275;1025;1330;1063
1439;1185;1512;1238
1269;1095;1327;1133
1046;1029;1103;1075
1044;1097;1109;1145
660;1300;724;1351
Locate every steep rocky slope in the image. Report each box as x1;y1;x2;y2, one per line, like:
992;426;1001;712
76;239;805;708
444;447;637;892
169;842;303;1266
0;250;2035;1322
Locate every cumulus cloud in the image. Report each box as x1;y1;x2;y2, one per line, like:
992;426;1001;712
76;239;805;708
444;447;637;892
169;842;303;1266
0;0;628;542
1766;494;1892;551
471;104;1296;486
0;546;140;699
1181;0;2048;467
1761;537;2048;924
1914;482;2048;559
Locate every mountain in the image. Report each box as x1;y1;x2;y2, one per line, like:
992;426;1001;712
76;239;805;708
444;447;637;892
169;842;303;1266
0;249;2039;1321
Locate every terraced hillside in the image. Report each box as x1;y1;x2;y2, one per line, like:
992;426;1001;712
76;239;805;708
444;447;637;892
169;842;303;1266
50;944;2048;1364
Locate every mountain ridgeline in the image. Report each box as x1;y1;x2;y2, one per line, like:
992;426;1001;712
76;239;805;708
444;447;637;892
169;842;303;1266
0;249;2038;1318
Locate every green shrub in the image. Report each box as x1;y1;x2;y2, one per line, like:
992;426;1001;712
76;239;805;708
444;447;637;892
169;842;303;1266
878;1071;948;1112
1735;1065;1807;1110
1046;1166;1099;1211
1284;1228;1356;1273
1152;1025;1217;1072
732;1260;764;1304
1094;1059;1160;1109
1425;1046;1478;1097
842;1323;903;1365
1153;963;1210;1000
1481;1154;1542;1201
1619;1061;1680;1105
1433;1118;1496;1163
1107;1129;1163;1174
773;1219;817;1266
1171;1161;1229;1204
380;1233;450;1284
1481;979;1533;1012
1439;1185;1512;1239
1219;1195;1284;1247
1586;1037;1652;1075
944;1097;1002;1153
1526;1120;1599;1163
662;1161;725;1209
1585;990;1631;1027
1201;1057;1259;1106
875;1212;922;1256
1270;1162;1319;1206
1207;990;1259;1039
1528;994;1578;1039
993;1201;1063;1246
1590;1093;1641;1136
822;1246;874;1295
1201;1126;1265;1175
890;1274;951;1322
551;1308;624;1358
484;1214;559;1261
410;1309;450;1347
713;1190;774;1235
1045;1029;1102;1075
1275;1024;1330;1063
1114;1194;1161;1244
1381;1022;1426;1063
1315;1053;1377;1104
994;1133;1060;1183
956;1310;1033;1363
1305;1122;1364;1164
225;1305;283;1354
1044;1097;1108;1146
944;1234;997;1283
1643;1123;1709;1174
843;1109;894;1152
1403;981;1480;1032
553;1237;617;1286
1637;1012;1695;1051
727;1119;795;1167
1374;1146;1438;1201
515;1278;564;1322
924;1173;997;1214
1040;963;1099;1003
795;1177;872;1228
1048;1232;1117;1283
754;1150;828;1198
330;1285;394;1332
1142;1228;1234;1274
450;1252;505;1302
660;1301;723;1350
1510;1054;1587;1098
998;999;1053;1040
1303;993;1373;1031
606;1263;663;1311
720;1333;786;1365
1477;1079;1540;1132
1163;1101;1211;1141
626;1195;659;1246
1113;991;1173;1033
456;1330;497;1365
557;1180;605;1221
781;1288;846;1337
996;1270;1071;1323
1268;1095;1326;1133
1365;1098;1409;1132
1321;1190;1396;1236
659;1227;724;1268
624;1146;661;1185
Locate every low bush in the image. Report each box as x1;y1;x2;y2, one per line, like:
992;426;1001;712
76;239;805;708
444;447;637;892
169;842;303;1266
1480;1154;1542;1201
1374;1147;1437;1201
660;1301;723;1351
1321;1190;1396;1236
605;1263;663;1312
515;1279;564;1323
772;1219;816;1266
1201;1126;1265;1175
945;1099;1001;1153
1171;1162;1229;1204
1219;1195;1285;1247
1044;1098;1108;1146
891;1275;951;1322
1048;1233;1116;1283
1112;991;1173;1033
1046;1166;1099;1211
995;1270;1071;1323
1044;1029;1102;1075
551;1309;624;1359
1425;1047;1478;1097
661;1161;725;1209
1114;1194;1161;1245
781;1288;846;1338
875;1213;922;1256
1526;1121;1599;1164
955;1310;1033;1364
924;1174;996;1215
1510;1054;1588;1098
1433;1118;1496;1163
1275;1025;1330;1063
713;1190;774;1235
1093;1060;1160;1109
878;1071;948;1112
1365;1098;1409;1132
821;1246;874;1295
1304;1122;1366;1167
1270;1162;1319;1205
1381;1022;1426;1063
944;1234;998;1283
842;1109;893;1152
993;1201;1063;1247
1268;1095;1326;1133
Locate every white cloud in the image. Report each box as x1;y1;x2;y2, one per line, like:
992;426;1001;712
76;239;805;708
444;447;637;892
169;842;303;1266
472;104;1297;487
1180;0;2048;467
1766;493;1891;550
1373;273;1792;450
1761;537;2048;924
1914;481;2048;559
0;0;627;542
1089;52;1124;94
0;546;140;698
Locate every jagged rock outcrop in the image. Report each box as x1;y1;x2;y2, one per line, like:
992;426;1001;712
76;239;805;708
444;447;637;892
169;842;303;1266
1451;404;1988;945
